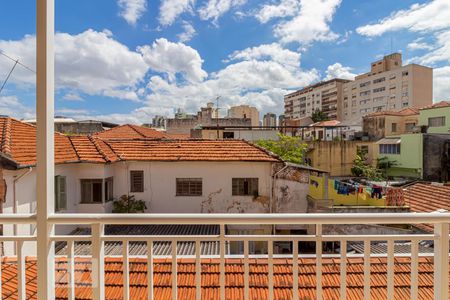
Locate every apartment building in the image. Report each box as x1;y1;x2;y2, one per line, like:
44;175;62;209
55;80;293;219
341;53;432;123
284;53;432;124
284;79;351;120
227;104;260;127
263;112;277;126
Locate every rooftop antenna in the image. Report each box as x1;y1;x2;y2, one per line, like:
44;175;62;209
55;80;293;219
0;59;19;94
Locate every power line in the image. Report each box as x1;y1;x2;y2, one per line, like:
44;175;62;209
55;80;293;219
0;59;18;94
0;50;35;73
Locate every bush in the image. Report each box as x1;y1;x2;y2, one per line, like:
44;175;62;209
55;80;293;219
112;194;147;213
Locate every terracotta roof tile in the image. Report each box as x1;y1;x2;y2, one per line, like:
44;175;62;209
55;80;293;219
101;139;279;162
364;107;420;118
94;124;168;139
0;117;279;167
420;101;450;110
403;183;450;232
0;256;445;299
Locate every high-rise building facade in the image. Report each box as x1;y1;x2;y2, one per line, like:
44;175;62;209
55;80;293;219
228;105;260;127
284;79;350;120
341;53;432;123
284;53;433;124
263;113;277;126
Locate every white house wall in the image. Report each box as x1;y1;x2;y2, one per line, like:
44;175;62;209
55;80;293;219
112;161;273;213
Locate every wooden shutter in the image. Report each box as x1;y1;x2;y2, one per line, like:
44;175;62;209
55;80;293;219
130;171;144;193
55;176;67;211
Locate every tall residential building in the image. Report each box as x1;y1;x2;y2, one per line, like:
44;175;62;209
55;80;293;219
284;79;351;120
152;115;166;128
263;113;277;126
284;53;433;124
341;53;432;123
228;105;260;127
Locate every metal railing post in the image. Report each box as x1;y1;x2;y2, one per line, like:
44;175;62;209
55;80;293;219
36;0;55;299
433;222;449;300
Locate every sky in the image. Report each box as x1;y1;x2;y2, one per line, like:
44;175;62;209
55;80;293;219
0;0;450;124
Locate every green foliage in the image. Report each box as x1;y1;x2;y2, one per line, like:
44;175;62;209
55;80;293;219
377;156;398;178
256;134;308;164
113;194;147;213
311;109;329;123
351;154;384;181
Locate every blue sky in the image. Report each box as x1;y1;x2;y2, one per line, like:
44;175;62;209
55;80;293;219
0;0;449;123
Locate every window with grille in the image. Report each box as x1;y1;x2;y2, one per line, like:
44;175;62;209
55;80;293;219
232;178;259;196
130;170;144;193
176;178;202;196
379;144;400;155
428;116;445;127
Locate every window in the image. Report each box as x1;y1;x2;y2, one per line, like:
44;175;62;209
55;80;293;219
428;116;446;127
391;123;397;132
402;71;409;76
130;170;144;192
176;178;202;196
81;179;103;203
232;178;258;196
373;87;386;93
405;123;415;132
360;81;370;88
55;176;67;211
360;99;370;105
373;77;385;84
105;177;114;202
379;144;401;154
223;132;235;139
360;90;370;97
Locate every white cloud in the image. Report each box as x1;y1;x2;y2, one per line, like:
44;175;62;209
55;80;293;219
117;0;147;25
407;41;433;51
199;0;247;24
177;21;197;42
324;63;356;80
138;38;208;83
414;30;450;65
433;66;450;101
62;92;84;101
226;43;301;70
356;0;450;37
270;0;342;46
159;0;195;26
0;96;34;119
255;0;300;24
0;29;149;101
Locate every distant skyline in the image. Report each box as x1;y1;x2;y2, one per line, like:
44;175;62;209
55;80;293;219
0;0;449;124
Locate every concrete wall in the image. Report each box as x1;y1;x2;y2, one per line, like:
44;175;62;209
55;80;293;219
363;114;418;141
305;140;376;176
422;134;450;182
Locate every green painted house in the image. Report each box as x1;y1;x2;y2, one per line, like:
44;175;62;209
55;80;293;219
418;101;450;134
375;101;450;181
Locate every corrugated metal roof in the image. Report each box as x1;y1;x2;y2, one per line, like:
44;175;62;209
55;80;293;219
55;225;221;256
349;241;434;255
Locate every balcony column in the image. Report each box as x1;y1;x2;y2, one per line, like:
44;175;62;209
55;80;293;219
434;222;449;300
36;0;55;299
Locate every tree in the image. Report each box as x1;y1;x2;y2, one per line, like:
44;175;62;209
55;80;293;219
311;109;329;123
113;194;147;213
377;156;398;179
351;154;384;181
256;134;308;164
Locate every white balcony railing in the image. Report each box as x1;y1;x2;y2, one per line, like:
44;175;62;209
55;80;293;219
1;212;449;300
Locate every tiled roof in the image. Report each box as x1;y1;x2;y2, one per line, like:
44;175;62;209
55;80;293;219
166;133;191;139
94;124;168;139
0;256;443;299
0;117;279;167
311;120;341;127
99;139;279;162
420;101;450;110
364;107;419;117
0;117;79;166
403;183;450;232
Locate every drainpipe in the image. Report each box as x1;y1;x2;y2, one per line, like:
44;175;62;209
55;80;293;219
12;167;32;254
271;163;289;235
